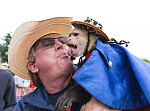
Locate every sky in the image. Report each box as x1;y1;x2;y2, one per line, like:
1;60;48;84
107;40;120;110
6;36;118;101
0;0;150;60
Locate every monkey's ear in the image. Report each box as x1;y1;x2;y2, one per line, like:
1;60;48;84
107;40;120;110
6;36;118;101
28;62;39;73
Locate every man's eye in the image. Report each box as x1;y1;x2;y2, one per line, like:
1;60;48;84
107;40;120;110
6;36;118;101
41;41;55;47
74;33;79;36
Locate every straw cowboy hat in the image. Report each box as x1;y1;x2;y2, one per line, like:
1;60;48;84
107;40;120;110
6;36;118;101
71;17;111;41
8;17;72;80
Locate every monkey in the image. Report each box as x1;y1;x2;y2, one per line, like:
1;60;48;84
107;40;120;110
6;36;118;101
55;27;96;111
54;16;133;111
55;27;120;111
55;18;150;111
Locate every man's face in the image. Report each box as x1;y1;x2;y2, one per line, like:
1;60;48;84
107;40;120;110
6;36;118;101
33;34;73;79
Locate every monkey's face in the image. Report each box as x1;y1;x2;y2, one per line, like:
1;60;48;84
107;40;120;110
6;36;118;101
67;28;88;57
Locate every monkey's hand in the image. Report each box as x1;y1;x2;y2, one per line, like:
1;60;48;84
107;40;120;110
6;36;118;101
55;85;91;111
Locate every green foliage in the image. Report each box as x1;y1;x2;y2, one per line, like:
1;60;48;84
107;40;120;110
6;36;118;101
142;58;150;64
0;33;12;63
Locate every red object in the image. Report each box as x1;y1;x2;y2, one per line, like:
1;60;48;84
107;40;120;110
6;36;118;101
62;105;71;111
86;52;92;60
30;80;35;91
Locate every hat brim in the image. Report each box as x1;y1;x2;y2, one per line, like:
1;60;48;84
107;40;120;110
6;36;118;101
71;21;111;41
8;17;72;79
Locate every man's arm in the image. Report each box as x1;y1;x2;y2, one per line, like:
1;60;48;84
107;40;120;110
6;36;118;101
16;84;27;88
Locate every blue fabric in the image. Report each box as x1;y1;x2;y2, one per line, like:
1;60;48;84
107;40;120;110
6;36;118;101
73;40;150;110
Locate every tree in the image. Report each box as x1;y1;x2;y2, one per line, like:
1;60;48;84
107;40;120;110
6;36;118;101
142;58;150;64
0;33;12;63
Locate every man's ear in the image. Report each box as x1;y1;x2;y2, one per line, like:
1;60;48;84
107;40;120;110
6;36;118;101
28;62;39;73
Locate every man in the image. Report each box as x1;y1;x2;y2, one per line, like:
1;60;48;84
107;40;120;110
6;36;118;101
0;65;16;111
8;17;81;111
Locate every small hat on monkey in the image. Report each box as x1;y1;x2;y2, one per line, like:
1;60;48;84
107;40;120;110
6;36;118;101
71;17;111;43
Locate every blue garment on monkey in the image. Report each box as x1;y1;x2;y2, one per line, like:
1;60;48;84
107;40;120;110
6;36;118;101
72;39;150;110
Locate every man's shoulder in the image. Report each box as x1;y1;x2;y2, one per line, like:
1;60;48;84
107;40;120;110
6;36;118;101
18;84;43;103
19;91;31;102
0;70;13;77
14;91;34;110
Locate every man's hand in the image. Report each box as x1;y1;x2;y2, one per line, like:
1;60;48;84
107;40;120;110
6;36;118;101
55;85;91;111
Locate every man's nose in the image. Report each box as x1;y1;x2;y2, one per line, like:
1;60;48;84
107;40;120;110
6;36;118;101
55;41;65;51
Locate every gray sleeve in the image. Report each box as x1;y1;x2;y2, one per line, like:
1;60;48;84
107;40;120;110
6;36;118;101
3;105;15;111
3;72;16;111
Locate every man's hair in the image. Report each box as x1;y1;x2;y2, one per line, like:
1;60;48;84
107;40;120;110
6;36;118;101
28;45;41;87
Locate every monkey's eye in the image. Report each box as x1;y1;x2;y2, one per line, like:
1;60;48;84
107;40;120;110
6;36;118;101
69;33;71;37
69;33;79;37
74;33;79;36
